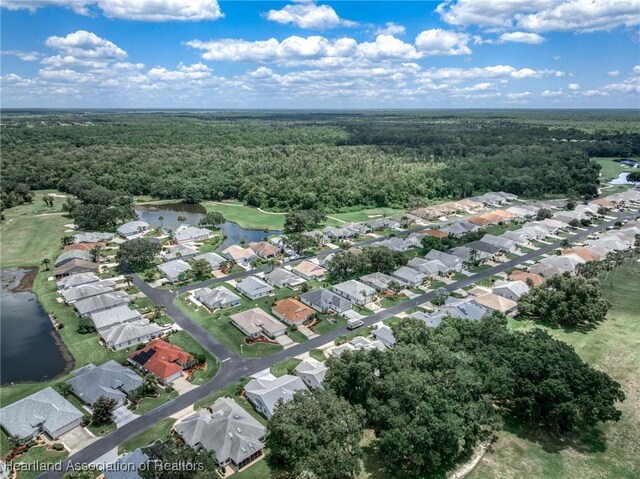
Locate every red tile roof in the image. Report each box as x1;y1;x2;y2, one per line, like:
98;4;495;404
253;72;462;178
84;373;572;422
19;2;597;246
128;339;192;381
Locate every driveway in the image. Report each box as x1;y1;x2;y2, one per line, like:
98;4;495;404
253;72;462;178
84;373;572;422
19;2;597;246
275;335;295;349
112;406;139;428
59;427;97;454
172;377;197;395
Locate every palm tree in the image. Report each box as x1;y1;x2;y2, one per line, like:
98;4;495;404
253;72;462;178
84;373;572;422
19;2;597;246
89;246;102;263
158;215;164;228
61;235;74;246
124;274;132;289
177;215;187;224
41;258;51;271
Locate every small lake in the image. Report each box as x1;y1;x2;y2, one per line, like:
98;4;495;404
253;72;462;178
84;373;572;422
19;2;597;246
0;271;67;384
134;202;282;250
610;172;640;185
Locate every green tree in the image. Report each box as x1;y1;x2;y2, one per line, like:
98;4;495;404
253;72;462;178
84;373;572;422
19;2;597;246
89;245;102;263
284;210;326;233
283;233;317;255
266;389;364;479
535;208;553;220
63;469;96;479
41;258;51;271
140;439;218;479
116;238;161;272
57;382;73;398
191;259;211;280
77;317;95;334
92;396;117;424
158;215;164;228
198;211;225;228
61;235;75;246
177;215;187;224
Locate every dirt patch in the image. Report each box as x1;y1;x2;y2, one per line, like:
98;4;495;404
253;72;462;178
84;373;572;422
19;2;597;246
14;266;39;292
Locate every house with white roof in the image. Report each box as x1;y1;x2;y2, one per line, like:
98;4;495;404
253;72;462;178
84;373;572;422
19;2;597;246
99;319;163;350
236;276;273;300
157;259;192;282
173;225;212;244
244;375;308;418
332;280;376;306
195;286;241;310
492;280;530;301
295;358;327;390
117;221;150;239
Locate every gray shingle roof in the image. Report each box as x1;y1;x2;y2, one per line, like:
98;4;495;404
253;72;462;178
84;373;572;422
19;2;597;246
117;221;150;236
57;272;100;290
425;250;463;268
157;259;191;281
90;305;142;331
175;397;266;466
68;360;143;406
194;252;226;270
55;250;93;267
61;280;116;303
75;291;130;316
295;358;327;389
332;280;375;300
236;276;273;297
173;225;211;243
194;286;241;309
99;319;162;347
104;449;149;479
300;288;351;312
265;268;306;288
245;375;308;418
73;232;114;244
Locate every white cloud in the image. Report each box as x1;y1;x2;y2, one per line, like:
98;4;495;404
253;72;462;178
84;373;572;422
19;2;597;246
607;70;620;77
376;22;406;36
498;32;546;44
1;50;43;61
437;0;640;33
542;88;564;97
265;1;354;30
0;0;223;21
414;29;471;56
45;30;127;59
506;91;533;99
147;62;212;81
568;83;580;90
633;65;640;74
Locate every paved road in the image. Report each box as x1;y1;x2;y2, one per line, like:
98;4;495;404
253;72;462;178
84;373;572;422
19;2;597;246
38;211;637;478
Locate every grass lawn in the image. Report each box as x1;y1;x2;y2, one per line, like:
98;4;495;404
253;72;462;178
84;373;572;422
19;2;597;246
173;293;283;357
168;331;219;383
287;328;308;343
118;418;176;454
428;279;447;289
379;296;409;308
467;264;494;273
234;459;271;479
203;201;286;230
13;445;69;479
469;260;640;479
309;349;326;362
197;234;223;254
132;389;179;415
270;358;302;377
0;192;72;268
327;207;405;224
312;314;347;335
87;420;118;437
593;157;638;181
383;316;402;327
335;326;375;345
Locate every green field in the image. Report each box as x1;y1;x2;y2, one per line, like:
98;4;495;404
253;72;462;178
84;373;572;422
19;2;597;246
270;358;302;377
593;157;638;181
470;260;640;479
203;201;287;230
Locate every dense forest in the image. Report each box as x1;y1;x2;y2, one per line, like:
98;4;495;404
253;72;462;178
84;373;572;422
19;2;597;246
2;110;638;213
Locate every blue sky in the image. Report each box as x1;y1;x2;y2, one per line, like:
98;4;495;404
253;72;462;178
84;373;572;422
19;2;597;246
1;0;639;108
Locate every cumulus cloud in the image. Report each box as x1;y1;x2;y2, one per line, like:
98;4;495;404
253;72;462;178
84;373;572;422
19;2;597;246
45;30;127;59
506;91;534;99
437;0;640;33
0;0;223;21
542;88;564;97
607;70;620;77
265;0;355;29
498;32;546;44
414;29;471;56
568;83;580;90
376;22;406;36
1;50;43;61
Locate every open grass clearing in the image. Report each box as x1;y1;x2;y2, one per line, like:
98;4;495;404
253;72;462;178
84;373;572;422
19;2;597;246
593;157;638;181
270;358;302;378
469;260;640;479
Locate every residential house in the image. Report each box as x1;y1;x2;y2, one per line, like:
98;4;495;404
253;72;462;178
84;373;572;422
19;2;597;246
157;259;192;282
391;266;426;287
300;288;352;314
236;276;273;300
520;224;549;240
464;240;503;257
195;286;241;310
441;298;489;321
360;272;400;291
0;387;83;440
222;245;257;265
561;246;608;262
441;221;479;237
421;228;448;239
536;254;584;274
425;250;463;271
272;298;315;326
104;449;149;479
90;305;142;332
332;280;376;306
329;336;386;357
508;271;544;286
538;218;567;233
244;375;308;418
164;244;199;261
193;252;227;270
292;260;327;280
585;237;631;251
54;258;99;279
67;360;143;407
55;250;93;268
128;339;193;385
57;272;100;290
366;218;400;230
449;246;491;263
376;237;414;252
61;280;116;304
75;291;130;317
174;397;266;471
265;268;307;289
372;325;396;348
73;232;115;244
295;358;327;389
492;280;530;301
173;225;212;244
407;257;449;276
249;241;280;260
506;205;538;218
500;230;530;246
100;319;163;351
117;221;150;238
323;226;352;241
63;242;105;253
480;234;517;253
411;311;446;328
473;292;518;315
230;308;286;339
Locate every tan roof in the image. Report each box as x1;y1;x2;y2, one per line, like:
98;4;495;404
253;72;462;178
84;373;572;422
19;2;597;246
590;198;615;207
421;228;448;239
508;271;544;286
63;242;105;252
474;293;518;313
293;260;327;278
468;216;490;226
223;245;256;261
272;298;315;324
249;241;279;257
492;209;517;220
230;308;286;337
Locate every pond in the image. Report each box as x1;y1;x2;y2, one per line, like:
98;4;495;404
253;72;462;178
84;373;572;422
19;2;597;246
610;172;640;185
134;202;282;250
0;269;68;384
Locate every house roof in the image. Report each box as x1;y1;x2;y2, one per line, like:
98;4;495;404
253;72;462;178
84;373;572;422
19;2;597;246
222;245;257;262
62;280;116;303
465;240;502;255
411;311;445;328
295;358;327;388
104;449;149;479
75;291;130;316
408;257;448;275
244;375;308;416
194;252;226;269
300;288;351;311
157;259;191;279
128;339;192;380
54;258;99;277
249;241;279;257
195;286;240;308
230;308;286;337
272;298;315;324
57;272;100;290
117;221;150;236
480;234;516;250
63;242;105;253
55;249;93;267
508;271;544;286
100;319;162;347
442;298;489;321
265;268;306;287
372;325;396;347
175;397;266;465
90;305;142;331
293;260;327;278
425;249;462;267
164;244;199;261
73;232;114;244
392;266;425;283
237;276;273;296
333;280;376;299
0;387;83;438
421;228;448;239
173;225;211;243
68;360;143;405
492;280;530;298
473;293;518;313
360;272;398;290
